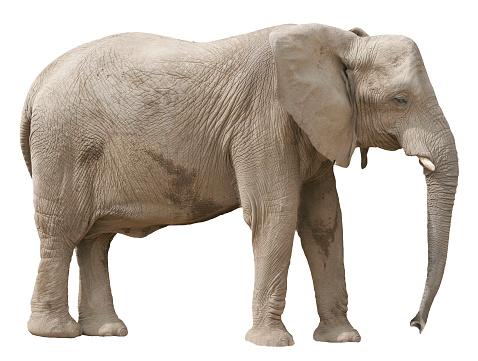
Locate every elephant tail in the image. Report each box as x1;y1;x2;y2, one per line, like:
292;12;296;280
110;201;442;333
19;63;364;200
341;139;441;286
20;94;33;177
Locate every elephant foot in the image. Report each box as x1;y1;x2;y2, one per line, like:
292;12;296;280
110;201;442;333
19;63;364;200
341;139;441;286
313;321;361;343
245;325;294;347
28;312;82;338
80;317;128;336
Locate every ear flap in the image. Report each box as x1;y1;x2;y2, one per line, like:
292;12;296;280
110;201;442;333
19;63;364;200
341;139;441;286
349;27;369;37
270;24;357;167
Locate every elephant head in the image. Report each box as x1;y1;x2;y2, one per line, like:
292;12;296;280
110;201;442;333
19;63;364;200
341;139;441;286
270;24;458;332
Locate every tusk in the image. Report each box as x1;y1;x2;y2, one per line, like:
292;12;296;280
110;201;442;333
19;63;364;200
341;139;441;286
419;157;435;171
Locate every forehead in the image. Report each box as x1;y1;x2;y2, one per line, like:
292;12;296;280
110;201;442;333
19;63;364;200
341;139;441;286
372;35;422;71
361;35;427;92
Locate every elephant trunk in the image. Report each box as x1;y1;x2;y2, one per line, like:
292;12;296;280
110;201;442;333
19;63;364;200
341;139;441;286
399;113;458;333
411;167;458;332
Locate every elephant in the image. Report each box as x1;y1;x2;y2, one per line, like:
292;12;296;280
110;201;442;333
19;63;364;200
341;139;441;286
20;23;458;346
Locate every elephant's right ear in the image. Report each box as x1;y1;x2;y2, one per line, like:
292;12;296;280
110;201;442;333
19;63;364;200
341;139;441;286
270;24;357;167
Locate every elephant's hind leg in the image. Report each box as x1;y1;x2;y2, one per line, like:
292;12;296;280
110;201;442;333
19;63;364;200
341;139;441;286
76;233;127;336
27;204;83;337
297;169;360;343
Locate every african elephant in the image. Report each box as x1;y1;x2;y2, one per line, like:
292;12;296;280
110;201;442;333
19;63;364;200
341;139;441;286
21;24;458;346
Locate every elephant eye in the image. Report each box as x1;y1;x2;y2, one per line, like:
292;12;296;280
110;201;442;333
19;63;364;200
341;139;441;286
392;96;409;108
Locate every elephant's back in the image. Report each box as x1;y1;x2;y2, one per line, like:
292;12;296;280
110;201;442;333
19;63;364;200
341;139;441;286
29;33;194;100
30;28;275;100
27;32;204;148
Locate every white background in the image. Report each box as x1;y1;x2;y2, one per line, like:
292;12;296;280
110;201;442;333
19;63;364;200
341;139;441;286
1;0;476;360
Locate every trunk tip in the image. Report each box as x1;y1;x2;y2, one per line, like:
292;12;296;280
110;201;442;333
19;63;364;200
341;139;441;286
410;314;426;334
410;321;423;334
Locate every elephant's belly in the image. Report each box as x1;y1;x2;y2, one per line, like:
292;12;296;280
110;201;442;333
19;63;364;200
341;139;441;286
86;200;240;239
87;166;241;238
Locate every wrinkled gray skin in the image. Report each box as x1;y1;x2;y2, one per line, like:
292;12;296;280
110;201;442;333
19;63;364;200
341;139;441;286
21;24;458;346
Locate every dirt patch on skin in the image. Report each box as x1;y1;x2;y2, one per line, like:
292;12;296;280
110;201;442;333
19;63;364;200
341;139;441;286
309;209;339;258
145;151;192;179
79;139;105;165
191;198;220;217
145;150;220;217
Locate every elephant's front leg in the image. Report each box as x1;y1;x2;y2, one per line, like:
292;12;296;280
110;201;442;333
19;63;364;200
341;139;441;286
245;205;298;347
297;169;361;343
236;155;301;347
